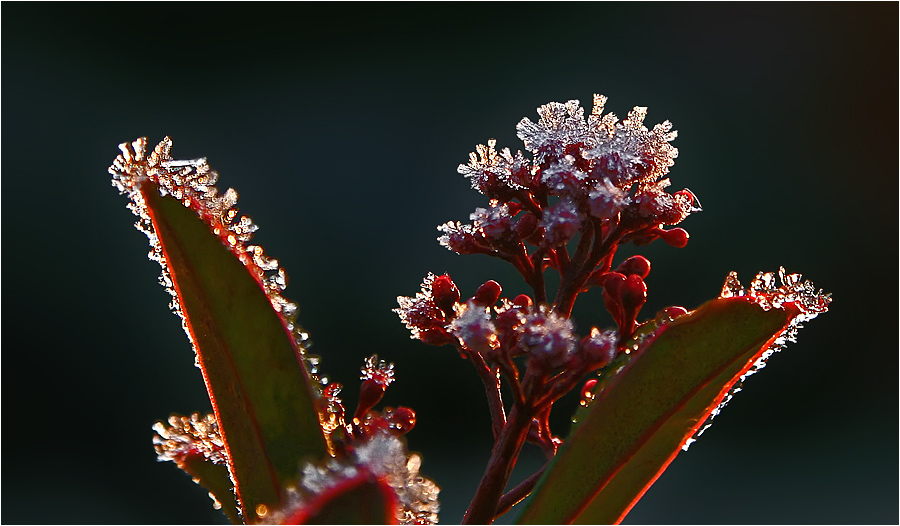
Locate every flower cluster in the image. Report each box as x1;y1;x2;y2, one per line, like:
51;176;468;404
439;96;700;264
396;96;700;521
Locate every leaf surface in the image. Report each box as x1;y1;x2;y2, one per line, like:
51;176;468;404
517;297;800;524
142;185;328;520
285;472;398;524
176;451;241;524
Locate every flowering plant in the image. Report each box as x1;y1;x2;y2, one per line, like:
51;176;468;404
110;94;829;524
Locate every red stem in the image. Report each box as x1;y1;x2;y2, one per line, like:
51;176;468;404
494;462;549;518
555;223;626;316
462;405;533;524
468;348;507;440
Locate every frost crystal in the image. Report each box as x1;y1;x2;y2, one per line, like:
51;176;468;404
540;196;584;246
682;268;832;451
444;95;695;253
517;99;592;164
394;273;446;339
437;200;515;254
361;354;396;387
458;139;532;196
515;305;577;369
152;413;226;465
266;431;439;525
449;300;499;353
354;432;440;525
109;138;314;368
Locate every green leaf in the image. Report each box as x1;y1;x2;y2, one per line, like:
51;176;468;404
283;473;398;524
174;451;241;524
143;188;329;519
109;135;332;524
517;297;804;524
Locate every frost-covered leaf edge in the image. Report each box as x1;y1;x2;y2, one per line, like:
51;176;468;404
110;138;329;522
517;292;826;524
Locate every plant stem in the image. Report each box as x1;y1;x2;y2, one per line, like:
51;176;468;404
462;405;532;524
555;224;625;316
494;462;549;518
470;350;507;439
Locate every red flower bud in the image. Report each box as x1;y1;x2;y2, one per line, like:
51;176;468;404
615;255;651;279
474;280;502;306
431;274;460;316
354;378;386;421
418;328;456;346
658;227;689;248
387;406;416;435
512;294;533;309
515;212;539;239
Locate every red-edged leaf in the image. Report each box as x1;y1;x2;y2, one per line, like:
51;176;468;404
518;289;828;524
111;138;329;522
281;472;398;524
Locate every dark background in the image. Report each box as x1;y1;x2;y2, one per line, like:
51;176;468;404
2;2;897;524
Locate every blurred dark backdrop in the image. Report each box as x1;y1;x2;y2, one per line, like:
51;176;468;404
2;2;897;524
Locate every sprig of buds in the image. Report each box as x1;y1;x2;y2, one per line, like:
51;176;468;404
396;95;700;523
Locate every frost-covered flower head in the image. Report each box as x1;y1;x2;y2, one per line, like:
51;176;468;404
445;95;697;260
515;305;577;370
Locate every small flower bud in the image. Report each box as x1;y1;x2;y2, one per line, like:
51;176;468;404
431;274;460;316
514;212;539;239
658;227;689;248
580;327;617;370
517;306;577;371
474;280;502;306
621;274;648;312
512;294;533;309
417;328;456;346
354;378;386;421
615;255;651;279
386;406;416;435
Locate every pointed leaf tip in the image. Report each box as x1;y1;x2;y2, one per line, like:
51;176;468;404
518;271;829;524
111;138;329;520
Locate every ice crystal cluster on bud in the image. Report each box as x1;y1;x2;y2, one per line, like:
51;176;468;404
361;354;396;387
449;301;500;354
515;305;577;370
264;430;439;525
108;138;319;377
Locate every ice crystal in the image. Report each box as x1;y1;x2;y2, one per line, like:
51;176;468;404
444;95;693;255
587;177;630;221
353;431;440;525
265;431;439;525
580;327;618;368
437;200;516;255
517;99;592;164
514;95;678;189
681;268;831;451
515;305;577;369
449;300;499;353
152;413;226;465
458;139;532;196
394;273;446;339
540;195;584;246
109;138;313;366
361;354;396;387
